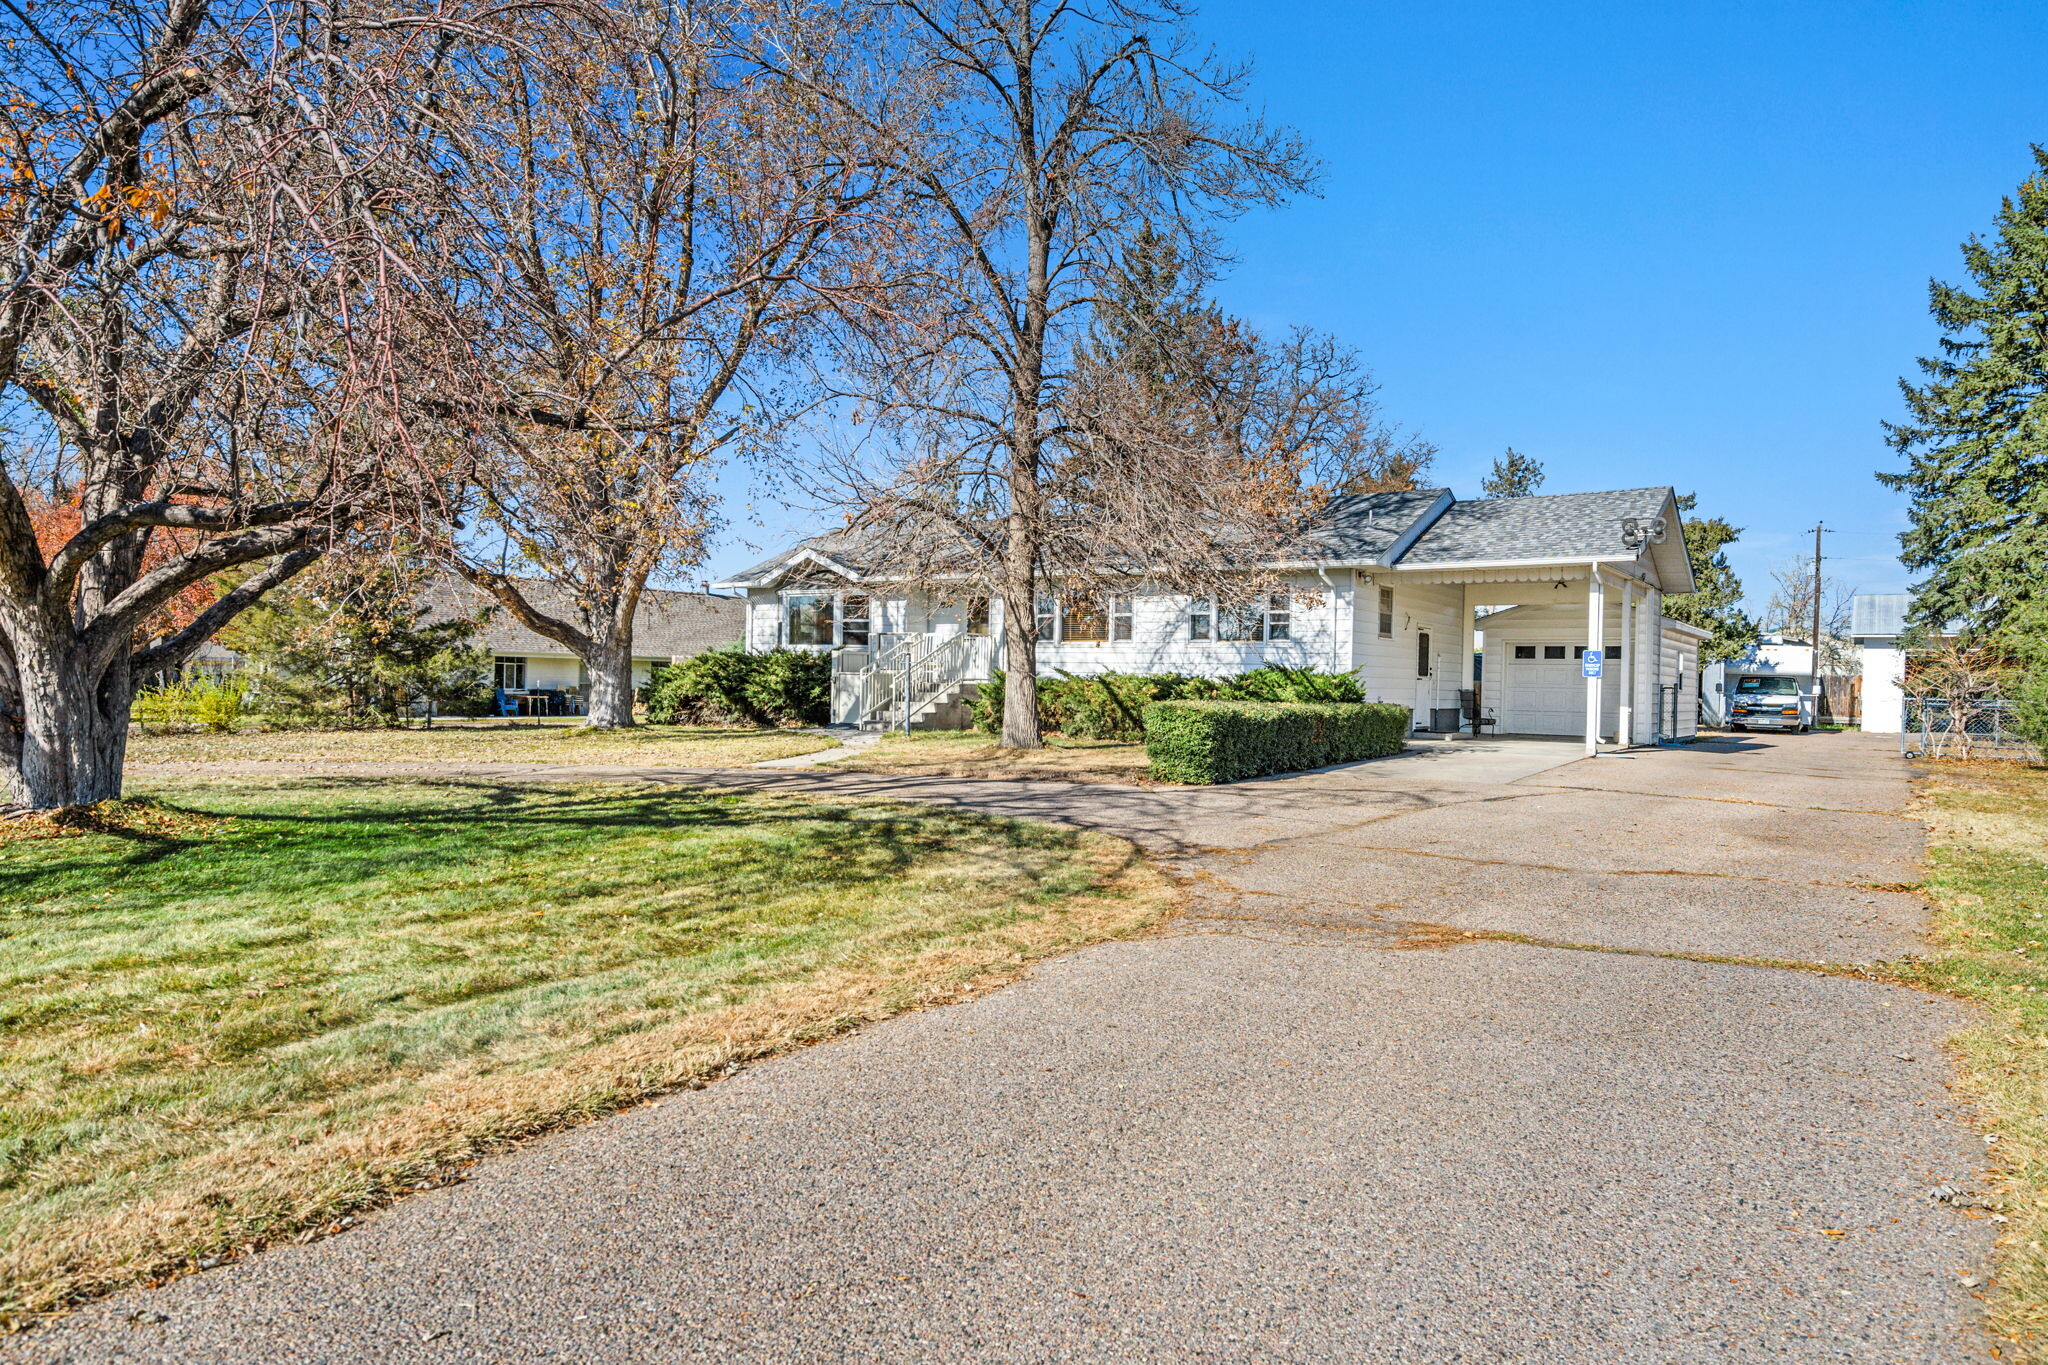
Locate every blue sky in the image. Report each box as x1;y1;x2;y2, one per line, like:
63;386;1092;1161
700;0;2048;615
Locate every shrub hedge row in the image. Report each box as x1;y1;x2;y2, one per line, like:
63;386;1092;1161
642;647;830;727
972;667;1367;741
1143;699;1411;784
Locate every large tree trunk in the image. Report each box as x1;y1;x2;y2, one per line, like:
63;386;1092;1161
999;436;1044;750
4;634;132;810
583;638;637;729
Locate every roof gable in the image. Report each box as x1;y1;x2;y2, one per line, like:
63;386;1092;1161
1392;485;1695;589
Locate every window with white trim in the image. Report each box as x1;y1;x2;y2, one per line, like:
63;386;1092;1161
1377;587;1394;638
841;594;870;647
1035;594;1122;644
1191;593;1291;642
494;657;526;690
785;593;836;647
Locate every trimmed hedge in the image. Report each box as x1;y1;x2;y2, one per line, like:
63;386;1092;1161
973;667;1367;741
1143;700;1411;784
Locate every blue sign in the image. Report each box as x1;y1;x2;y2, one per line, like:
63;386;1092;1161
1582;652;1604;678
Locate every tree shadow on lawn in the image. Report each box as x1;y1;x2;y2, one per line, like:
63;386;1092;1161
1;778;1092;911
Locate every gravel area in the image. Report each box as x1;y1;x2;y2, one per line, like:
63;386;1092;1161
16;732;1992;1363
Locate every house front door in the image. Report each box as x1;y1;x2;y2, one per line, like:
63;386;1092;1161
1413;630;1433;727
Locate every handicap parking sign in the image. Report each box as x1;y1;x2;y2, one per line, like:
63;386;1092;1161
1582;652;1603;678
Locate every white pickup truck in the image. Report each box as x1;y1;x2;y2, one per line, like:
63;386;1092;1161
1727;675;1813;732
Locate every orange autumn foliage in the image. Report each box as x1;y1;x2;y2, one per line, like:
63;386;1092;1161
23;486;216;641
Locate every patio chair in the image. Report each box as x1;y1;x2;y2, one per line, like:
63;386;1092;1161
1459;689;1497;736
493;687;518;718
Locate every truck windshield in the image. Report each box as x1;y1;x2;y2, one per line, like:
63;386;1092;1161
1736;677;1800;696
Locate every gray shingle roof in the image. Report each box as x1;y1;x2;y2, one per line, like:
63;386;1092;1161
1395;487;1675;566
1291;488;1450;562
424;576;744;658
713;532;872;589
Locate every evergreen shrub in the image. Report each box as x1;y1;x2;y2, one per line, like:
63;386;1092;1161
1143;699;1410;784
643;648;830;726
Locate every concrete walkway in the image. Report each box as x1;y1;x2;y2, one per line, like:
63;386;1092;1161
13;733;1992;1362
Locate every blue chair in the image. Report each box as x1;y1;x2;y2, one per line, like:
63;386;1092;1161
493;687;518;717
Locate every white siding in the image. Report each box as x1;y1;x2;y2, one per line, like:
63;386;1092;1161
1659;628;1701;739
490;653;667;692
1352;576;1466;724
745;590;782;650
1035;573;1347;678
1860;641;1906;733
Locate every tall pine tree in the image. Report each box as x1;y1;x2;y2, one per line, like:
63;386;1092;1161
1662;493;1758;664
1481;447;1545;498
1881;145;2048;645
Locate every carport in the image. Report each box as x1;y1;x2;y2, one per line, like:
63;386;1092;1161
1474;602;1705;744
1373;488;1704;755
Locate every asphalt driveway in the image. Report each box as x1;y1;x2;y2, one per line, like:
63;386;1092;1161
11;732;1992;1363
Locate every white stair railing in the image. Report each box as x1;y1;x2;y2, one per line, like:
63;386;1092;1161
831;632;995;730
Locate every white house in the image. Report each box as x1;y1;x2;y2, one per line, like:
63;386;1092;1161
1849;593;1913;734
714;485;1708;751
420;577;745;700
185;575;745;714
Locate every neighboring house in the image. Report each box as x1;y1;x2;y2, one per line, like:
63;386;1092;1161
714;485;1708;749
183;575;746;708
1849;593;1913;734
1700;634;1824;727
420;577;745;698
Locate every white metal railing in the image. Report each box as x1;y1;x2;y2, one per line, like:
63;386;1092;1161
830;632;994;730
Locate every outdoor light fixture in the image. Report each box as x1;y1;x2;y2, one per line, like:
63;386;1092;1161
1619;516;1669;550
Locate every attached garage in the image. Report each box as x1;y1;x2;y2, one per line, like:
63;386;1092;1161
1494;639;1622;736
1477;603;1706;743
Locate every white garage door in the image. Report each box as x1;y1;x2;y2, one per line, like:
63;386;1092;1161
1498;643;1620;736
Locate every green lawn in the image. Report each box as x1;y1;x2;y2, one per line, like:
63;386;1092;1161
0;779;1171;1324
1879;763;2048;1358
828;730;1153;783
125;721;839;769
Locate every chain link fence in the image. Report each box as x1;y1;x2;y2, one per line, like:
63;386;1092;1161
1901;698;2043;762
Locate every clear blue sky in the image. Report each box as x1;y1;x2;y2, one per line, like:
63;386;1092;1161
700;0;2048;615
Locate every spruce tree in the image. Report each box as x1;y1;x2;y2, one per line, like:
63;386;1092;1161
1662;493;1758;664
1881;145;2048;644
1481;447;1545;498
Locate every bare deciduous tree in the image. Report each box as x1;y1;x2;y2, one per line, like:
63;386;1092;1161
779;0;1340;748
0;0;478;808
418;0;905;727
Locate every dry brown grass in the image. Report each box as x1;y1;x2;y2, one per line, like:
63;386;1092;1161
124;721;837;770
828;731;1155;784
0;779;1176;1326
1882;761;2048;1358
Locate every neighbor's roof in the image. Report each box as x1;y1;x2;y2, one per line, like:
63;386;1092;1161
424;575;745;659
1397;487;1678;566
1850;592;1912;639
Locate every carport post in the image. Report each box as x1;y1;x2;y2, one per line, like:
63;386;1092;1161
1584;570;1606;756
1618;581;1635;749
